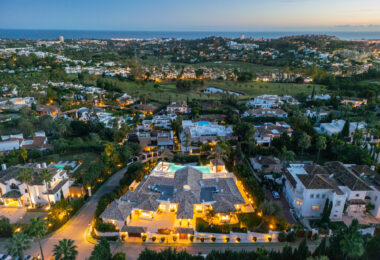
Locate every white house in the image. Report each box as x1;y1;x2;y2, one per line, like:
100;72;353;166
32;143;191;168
284;162;379;221
314;120;367;136
0;163;71;207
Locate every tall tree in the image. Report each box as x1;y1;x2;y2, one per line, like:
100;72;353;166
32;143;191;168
53;239;78;260
89;238;112;260
207;144;228;172
40;169;53;205
315;135;327;162
6;233;31;260
298;132;311;159
26;217;47;260
18;168;34;207
158;149;174;170
340;219;364;259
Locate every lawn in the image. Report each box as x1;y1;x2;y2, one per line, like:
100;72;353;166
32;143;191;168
115;79;325;104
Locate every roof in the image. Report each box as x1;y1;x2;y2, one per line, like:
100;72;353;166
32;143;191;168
324;161;371;191
101;165;245;221
100;200;134;221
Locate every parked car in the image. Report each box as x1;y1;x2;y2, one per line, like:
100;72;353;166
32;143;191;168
272;191;280;199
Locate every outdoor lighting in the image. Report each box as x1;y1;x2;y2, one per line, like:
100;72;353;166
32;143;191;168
14;227;21;233
269;224;274;230
257;211;262;217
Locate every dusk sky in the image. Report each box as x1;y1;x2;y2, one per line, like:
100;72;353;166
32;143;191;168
1;0;380;31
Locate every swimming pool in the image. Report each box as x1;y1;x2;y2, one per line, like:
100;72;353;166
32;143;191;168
196;121;210;126
161;163;212;174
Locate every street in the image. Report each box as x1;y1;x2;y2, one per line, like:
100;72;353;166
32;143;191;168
26;166;129;260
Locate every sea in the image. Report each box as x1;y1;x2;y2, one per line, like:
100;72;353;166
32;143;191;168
1;29;380;40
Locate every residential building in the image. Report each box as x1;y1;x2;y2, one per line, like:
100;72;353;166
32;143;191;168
284;162;380;221
243;108;288;118
100;161;247;234
166;102;191;114
314;120;367;137
246;95;299;108
304;108;329;121
181;120;234;144
341;98;367;107
250;156;282;174
0;163;71;207
254;122;293;146
36;105;60;117
0;131;50;153
133;131;174;151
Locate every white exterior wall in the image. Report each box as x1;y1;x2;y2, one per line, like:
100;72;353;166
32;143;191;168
329;193;346;220
367;189;380;218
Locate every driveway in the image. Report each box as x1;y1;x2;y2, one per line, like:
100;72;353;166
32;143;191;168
264;189;297;225
0;206;26;223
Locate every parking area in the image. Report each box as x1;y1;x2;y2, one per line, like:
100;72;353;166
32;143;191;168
0;206;27;223
264;188;297;224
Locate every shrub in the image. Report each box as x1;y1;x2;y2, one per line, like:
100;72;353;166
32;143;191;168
151;236;156;242
236;237;241;242
160;237;166;242
268;237;272;242
172;236;177;242
225;237;230;242
278;232;287;242
141;235;147;242
95;219;118;232
311;233;319;241
286;232;296;242
112;252;126;260
189;235;194;242
211;237;216;242
252;236;257;242
200;237;205;243
0;217;13;238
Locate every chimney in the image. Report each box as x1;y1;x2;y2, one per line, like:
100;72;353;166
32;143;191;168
1;164;6;171
42;162;47;168
36;163;41;168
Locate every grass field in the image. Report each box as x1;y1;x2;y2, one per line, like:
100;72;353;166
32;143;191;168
115;79;326;104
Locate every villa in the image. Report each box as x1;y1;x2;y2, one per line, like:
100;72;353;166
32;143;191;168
181;120;234;145
314;120;367;137
166;102;191;114
284;162;380;222
0;131;50;153
243;108;288;118
0;163;71;207
100;161;248;237
254;122;293;146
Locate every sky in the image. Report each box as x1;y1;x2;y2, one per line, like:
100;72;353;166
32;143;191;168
1;0;380;31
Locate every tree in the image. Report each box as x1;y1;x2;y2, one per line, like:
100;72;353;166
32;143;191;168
20;148;28;163
295;239;311;260
207;144;227;172
25;217;47;260
279;147;295;162
340;120;350;138
315;135;327;162
233;122;256;141
298;132;311;159
158;149;174;170
112;252;126;260
6;233;31;260
18;168;34;207
40;169;53;205
340;219;364;259
321;198;332;223
53;239;78;260
89;238;112;260
0;217;13;238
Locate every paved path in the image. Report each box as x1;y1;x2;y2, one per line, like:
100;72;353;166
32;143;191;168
26;166;129;260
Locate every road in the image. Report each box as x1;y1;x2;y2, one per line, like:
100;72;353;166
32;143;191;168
26;166;129;260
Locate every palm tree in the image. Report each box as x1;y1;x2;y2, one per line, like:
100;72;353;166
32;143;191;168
207;144;227;172
40;169;53;205
18;168;34;207
298;132;311;159
26;217;47;260
53;239;78;260
6;233;31;260
158;149;174;170
315;135;327;163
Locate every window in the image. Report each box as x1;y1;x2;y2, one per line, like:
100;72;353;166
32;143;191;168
322;194;326;199
336;200;341;206
25;189;28;193
375;196;378;202
310;194;314;199
316;194;320;198
356;194;360;197
312;206;320;211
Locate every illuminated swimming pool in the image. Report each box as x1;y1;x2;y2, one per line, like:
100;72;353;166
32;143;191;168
160;163;212;174
196;121;210;126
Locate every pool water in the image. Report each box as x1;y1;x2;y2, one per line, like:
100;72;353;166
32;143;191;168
196;121;210;126
166;163;212;174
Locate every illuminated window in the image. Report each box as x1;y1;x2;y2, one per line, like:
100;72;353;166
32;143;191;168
195;205;203;212
312;206;320;211
159;204;166;211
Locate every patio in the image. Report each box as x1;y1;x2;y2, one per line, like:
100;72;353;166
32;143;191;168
128;212;176;233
